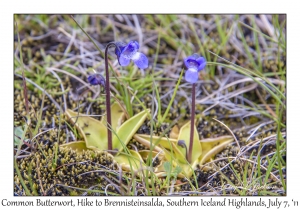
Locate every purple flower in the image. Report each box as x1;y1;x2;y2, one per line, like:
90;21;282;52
87;73;105;87
184;54;206;84
115;41;148;69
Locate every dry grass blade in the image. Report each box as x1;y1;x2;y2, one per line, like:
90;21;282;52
212;118;241;153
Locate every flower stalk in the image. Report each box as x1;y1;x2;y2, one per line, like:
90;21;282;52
183;53;206;163
188;83;196;163
104;42;117;151
88;41;148;152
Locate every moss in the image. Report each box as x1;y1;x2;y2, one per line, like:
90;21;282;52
15;147;119;196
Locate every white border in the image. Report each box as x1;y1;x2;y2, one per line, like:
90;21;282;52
1;1;298;209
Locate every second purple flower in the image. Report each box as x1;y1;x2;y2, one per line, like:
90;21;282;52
184;53;206;84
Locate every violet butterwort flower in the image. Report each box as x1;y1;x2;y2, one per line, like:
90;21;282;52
115;41;148;69
184;54;206;84
87;73;105;87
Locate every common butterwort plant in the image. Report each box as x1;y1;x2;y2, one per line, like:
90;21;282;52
184;53;206;163
87;41;148;153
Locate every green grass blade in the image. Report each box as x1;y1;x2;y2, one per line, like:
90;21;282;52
161;69;184;123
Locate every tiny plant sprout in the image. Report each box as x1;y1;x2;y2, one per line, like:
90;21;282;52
184;53;206;163
88;41;148;153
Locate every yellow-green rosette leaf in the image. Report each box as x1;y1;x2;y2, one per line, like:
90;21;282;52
199;136;233;165
114;150;146;175
134;134;177;150
65;109;107;150
60;141;89;153
113;109;149;153
101;102;125;131
177;121;202;164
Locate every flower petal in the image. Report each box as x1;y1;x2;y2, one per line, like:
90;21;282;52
131;52;148;69
190;53;200;59
121;41;139;59
184;54;200;69
185;68;199;84
131;41;139;50
196;57;206;71
88;74;106;86
115;42;127;58
119;54;131;66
